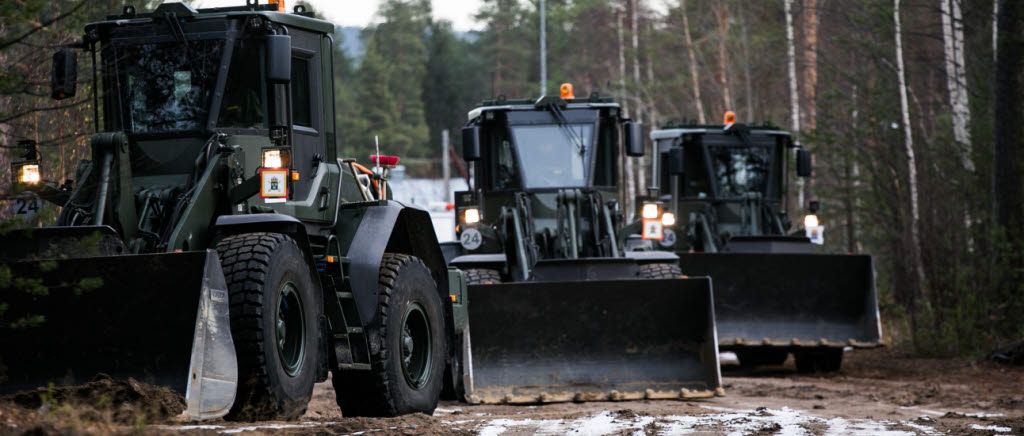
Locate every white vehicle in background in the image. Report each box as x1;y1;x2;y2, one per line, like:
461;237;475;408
387;168;467;243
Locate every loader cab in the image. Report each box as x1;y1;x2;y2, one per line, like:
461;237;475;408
650;125;798;250
62;2;340;251
457;95;633;258
653;127;788;202
465;98;622;194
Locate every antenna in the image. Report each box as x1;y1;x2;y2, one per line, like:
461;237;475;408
374;135;381;175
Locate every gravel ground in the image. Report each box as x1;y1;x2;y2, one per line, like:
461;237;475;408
4;347;1022;435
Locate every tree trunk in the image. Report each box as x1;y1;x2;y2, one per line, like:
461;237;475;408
739;0;755;121
847;84;859;254
646;20;659;128
617;7;636;221
801;0;819;131
994;0;1023;247
941;0;974;171
680;0;706;124
784;0;804;208
716;2;732;113
993;0;999;61
894;0;928;307
630;0;646;195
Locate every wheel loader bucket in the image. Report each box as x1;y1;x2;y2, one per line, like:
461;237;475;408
677;253;881;349
0;250;238;420
465;277;721;404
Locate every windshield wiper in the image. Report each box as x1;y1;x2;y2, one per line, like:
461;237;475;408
541;100;586;157
163;13;208;81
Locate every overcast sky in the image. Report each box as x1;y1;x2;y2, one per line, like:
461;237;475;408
193;0;486;31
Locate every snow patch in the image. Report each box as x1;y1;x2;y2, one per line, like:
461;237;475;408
971;424;1012;432
220;423;322;434
432;407;462;416
470;407;941;436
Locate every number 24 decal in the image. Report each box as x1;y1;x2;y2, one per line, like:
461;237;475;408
12;197;40;215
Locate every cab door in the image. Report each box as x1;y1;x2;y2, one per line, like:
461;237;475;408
288;28;329;221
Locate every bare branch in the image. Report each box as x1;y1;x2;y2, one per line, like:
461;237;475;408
0;0;89;51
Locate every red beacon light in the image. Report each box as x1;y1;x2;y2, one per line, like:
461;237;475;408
370;155;400;169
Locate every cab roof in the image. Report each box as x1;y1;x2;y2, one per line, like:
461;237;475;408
467;95;621;122
87;2;334;36
651;125;792;141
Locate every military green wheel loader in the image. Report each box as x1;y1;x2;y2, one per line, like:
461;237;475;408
625;119;880;372
442;91;721;404
0;2;467;421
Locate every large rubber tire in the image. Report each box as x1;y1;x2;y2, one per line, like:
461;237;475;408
795;348;843;373
465;268;502;285
216;233;322;421
333;253;446;416
737;349;790;368
638;263;685;279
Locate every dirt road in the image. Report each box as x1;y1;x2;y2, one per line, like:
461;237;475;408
5;348;1022;435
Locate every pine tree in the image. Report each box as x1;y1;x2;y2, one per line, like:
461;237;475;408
351;46;399;158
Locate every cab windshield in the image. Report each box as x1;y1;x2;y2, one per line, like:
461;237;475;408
114;39;225;133
511;124;594;189
708;145;771;197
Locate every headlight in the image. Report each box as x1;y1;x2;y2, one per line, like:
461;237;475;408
463;208;480;224
661;212;676;226
803;214;819;228
13;162;40;184
263;149;282;168
262;148;291;169
641;203;660;219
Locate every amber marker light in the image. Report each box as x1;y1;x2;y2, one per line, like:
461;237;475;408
560;83;575;99
724;111;736;125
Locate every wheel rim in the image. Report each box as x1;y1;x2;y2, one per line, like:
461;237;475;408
276;282;305;377
401;302;432;390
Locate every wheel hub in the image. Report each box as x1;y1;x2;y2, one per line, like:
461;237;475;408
400;302;432;390
276;282;305;377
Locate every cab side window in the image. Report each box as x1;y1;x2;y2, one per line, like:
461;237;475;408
492;139;520;190
291;57;312;127
486;122;520;190
219;40;266;129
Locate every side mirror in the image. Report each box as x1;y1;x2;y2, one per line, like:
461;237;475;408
796;147;812;177
266;35;292;83
808;200;821;213
51;49;77;100
462;126;481;161
624;121;644;157
668;147;684;175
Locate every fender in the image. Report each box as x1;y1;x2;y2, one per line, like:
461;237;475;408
212;213;324;292
449;253;507;272
341;201;450;327
623;250;680;263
